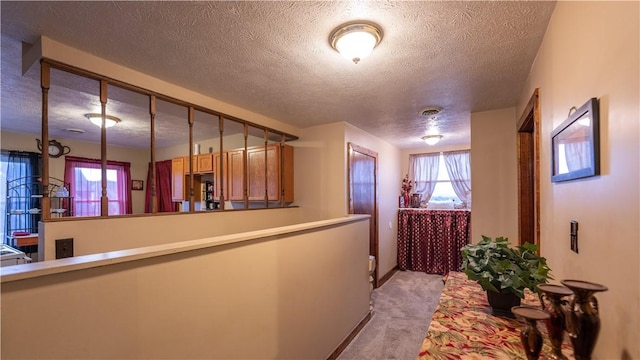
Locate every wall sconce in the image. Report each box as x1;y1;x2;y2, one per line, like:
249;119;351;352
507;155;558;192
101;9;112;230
422;135;443;145
84;113;121;128
329;21;383;64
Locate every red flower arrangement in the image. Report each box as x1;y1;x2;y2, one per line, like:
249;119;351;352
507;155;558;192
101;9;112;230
401;174;413;195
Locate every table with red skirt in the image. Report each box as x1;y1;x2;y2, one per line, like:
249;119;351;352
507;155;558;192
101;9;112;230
397;209;470;275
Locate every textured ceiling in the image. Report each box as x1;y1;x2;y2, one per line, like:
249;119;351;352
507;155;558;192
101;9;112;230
0;1;556;149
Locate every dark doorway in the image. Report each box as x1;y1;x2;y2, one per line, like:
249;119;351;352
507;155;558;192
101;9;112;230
517;89;541;250
347;143;378;287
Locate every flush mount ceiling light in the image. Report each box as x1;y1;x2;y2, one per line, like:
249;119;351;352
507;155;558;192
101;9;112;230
84;113;121;128
422;135;443;146
329;21;383;64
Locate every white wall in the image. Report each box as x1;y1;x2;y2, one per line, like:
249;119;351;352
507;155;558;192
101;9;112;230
470;108;519;244
2;218;370;360
516;2;639;358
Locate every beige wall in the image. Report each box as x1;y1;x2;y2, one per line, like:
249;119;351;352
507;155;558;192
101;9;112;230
40;207;303;261
470;107;518;244
2;218;370;359
294;122;402;280
1;130;149;214
344;122;402;282
516;2;639;358
293;122;347;222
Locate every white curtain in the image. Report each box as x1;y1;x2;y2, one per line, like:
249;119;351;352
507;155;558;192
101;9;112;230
564;140;590;171
443;150;471;204
408;153;440;204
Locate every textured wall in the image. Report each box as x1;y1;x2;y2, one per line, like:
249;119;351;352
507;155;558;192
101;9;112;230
517;2;639;358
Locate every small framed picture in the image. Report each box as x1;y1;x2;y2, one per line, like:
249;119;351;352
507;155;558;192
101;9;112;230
399;196;406;208
132;180;144;191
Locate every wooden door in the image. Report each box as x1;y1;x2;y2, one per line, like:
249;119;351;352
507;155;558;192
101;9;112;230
348;143;378;288
517;89;541;250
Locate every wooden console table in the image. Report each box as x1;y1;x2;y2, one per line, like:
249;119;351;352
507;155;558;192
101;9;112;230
397;209;470;274
418;272;575;359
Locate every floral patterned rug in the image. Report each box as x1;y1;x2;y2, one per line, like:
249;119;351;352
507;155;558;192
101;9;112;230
417;272;575;360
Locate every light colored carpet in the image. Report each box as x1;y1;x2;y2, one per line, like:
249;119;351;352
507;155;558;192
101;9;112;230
337;270;444;360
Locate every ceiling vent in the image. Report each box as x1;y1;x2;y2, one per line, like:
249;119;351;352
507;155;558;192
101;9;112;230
419;106;443;118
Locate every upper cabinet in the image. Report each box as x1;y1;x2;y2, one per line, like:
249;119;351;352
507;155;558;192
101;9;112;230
171;144;293;205
247;144;293;202
197;154;213;173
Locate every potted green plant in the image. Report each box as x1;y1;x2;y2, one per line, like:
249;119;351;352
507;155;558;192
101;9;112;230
460;235;552;317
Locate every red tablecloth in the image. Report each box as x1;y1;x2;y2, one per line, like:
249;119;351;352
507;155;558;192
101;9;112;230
397;209;470;274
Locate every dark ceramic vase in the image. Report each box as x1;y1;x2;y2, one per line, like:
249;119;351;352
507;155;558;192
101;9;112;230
538;284;574;360
561;280;608;360
487;290;521;318
512;306;550;360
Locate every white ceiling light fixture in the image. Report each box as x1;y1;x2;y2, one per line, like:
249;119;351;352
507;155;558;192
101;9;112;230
84;113;121;128
329;21;383;64
422;135;443;146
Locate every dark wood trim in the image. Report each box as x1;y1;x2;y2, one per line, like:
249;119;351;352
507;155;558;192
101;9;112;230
326;311;373;360
378;265;399;288
40;60;51;220
516;89;541;252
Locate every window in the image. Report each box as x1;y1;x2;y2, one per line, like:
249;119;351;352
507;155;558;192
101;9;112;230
430;154;461;203
409;150;471;208
64;157;131;216
1;151;42;239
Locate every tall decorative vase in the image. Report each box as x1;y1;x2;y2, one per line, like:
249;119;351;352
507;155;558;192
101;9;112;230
403;192;410;209
512;306;550;360
538;284;574;360
561;279;608;360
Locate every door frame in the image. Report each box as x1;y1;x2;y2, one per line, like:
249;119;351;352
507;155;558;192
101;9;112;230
516;89;541;251
347;142;379;288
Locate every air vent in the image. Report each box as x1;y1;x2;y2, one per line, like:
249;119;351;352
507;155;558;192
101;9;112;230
419;106;442;117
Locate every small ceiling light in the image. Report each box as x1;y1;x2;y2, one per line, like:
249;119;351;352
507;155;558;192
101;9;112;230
329;21;383;64
84;113;121;128
422;135;443;146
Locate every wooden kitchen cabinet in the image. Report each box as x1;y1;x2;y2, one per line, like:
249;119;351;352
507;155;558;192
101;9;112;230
172;156;203;202
171;157;185;201
197;154;213;173
183;156;198;174
228;150;245;201
247;144;293;202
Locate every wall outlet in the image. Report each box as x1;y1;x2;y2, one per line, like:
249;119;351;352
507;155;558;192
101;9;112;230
55;238;74;259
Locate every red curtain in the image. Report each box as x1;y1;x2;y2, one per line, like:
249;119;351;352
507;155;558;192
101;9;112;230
64;156;132;216
145;160;174;213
